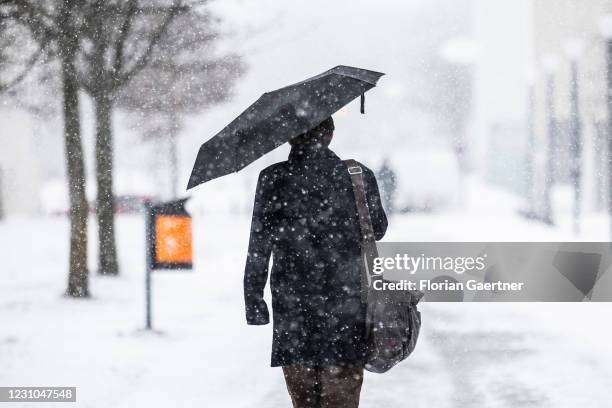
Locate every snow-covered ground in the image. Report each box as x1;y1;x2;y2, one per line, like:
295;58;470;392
2;182;612;407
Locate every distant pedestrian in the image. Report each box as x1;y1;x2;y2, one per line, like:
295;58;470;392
243;116;387;407
377;158;397;214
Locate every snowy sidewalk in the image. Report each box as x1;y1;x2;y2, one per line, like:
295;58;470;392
2;213;612;407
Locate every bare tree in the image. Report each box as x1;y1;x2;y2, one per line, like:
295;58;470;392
75;0;183;276
116;8;245;198
0;6;49;93
74;0;230;275
1;0;90;297
1;0;240;284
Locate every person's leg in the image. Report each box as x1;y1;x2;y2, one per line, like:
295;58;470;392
282;365;320;408
318;366;364;408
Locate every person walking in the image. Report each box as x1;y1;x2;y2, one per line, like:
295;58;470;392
377;158;397;215
243;116;388;408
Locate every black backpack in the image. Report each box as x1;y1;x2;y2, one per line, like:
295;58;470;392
344;160;423;374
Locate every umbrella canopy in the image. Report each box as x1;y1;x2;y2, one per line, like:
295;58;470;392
186;65;385;189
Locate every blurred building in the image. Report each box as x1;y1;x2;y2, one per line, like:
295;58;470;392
0;108;42;216
530;0;612;214
533;0;612;208
472;0;612;218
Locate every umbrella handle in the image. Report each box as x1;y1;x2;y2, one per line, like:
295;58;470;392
361;93;365;114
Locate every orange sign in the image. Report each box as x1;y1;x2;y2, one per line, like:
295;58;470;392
155;215;193;264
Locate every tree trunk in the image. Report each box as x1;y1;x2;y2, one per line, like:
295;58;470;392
569;60;582;235
607;39;612;240
94;92;119;276
61;38;89;297
525;85;536;215
168;112;180;199
543;73;556;225
0;166;4;221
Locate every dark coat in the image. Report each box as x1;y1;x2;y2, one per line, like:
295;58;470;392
244;146;387;367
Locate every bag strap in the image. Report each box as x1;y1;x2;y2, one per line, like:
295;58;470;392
344;160;425;306
344;159;379;303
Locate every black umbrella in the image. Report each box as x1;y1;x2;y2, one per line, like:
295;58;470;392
186;65;385;190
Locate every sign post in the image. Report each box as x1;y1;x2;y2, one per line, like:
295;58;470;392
145;198;193;330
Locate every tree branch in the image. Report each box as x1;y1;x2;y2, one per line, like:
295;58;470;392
0;43;45;92
112;0;138;76
114;1;186;89
15;0;57;39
